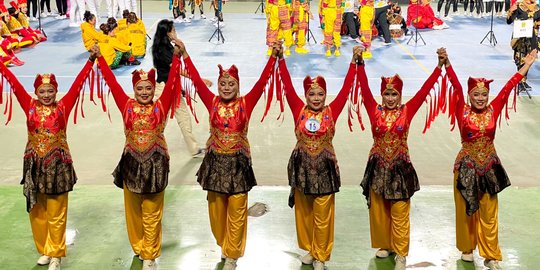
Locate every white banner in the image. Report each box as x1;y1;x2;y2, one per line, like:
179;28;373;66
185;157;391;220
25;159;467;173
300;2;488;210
513;19;533;38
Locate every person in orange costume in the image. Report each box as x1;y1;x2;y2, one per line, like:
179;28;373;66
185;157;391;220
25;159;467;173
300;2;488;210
444;49;537;270
357;46;446;270
178;41;278;270
0;46;98;270
10;0;47;42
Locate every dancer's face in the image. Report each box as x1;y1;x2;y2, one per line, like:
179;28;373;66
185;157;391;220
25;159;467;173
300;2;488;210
35;85;57;106
134;81;155;105
382;89;401;110
89;16;96;25
218;77;239;102
21;7;27;14
305;87;326;111
469;88;489;110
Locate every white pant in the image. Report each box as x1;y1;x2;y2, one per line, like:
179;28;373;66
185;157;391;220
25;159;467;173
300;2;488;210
125;0;137;13
154;82;200;155
86;0;99;22
69;0;85;23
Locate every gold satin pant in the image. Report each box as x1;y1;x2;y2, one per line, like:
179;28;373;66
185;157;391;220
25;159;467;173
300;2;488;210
294;189;335;262
29;192;69;257
454;173;502;260
124;187;165;260
369;189;410;256
207;191;248;259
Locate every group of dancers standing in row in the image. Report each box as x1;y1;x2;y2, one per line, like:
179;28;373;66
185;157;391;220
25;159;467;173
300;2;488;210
0;12;537;270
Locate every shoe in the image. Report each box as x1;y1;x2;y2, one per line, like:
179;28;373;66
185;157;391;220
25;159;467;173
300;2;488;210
174;17;183;23
394;255;406;270
382;42;391;46
484;259;503;270
210;16;218;22
142;259;157;270
184;18;192;23
325;50;331;57
444;16;453;21
37;255;51;265
223;258;237;270
284;49;291;56
201;14;207;19
189;14;194;19
300;253;314;264
436;11;440;17
192;147;206;158
41;12;48;17
461;252;473;262
334;49;340;56
362;51;373;59
375;249;390;258
354;37;362;43
30;17;38;22
48;258;61;270
295;47;309;54
313;260;325;270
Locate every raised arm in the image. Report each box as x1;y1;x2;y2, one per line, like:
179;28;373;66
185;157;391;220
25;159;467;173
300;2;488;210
60;49;98;117
278;57;304;122
157;55;182;113
178;41;215;112
491;49;535;116
405;48;445;121
244;56;277;118
0;60;31;114
329;47;361;121
97;54;130;112
356;48;377;122
506;3;519;24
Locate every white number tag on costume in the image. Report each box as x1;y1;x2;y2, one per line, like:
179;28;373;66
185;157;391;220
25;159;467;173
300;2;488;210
305;118;321;132
513;19;533;38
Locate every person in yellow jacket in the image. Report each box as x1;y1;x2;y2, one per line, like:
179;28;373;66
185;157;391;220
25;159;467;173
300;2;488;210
81;11;106;51
266;0;293;56
320;0;344;56
291;0;311;54
115;10;130;46
127;12;146;58
359;0;375;58
98;22;140;69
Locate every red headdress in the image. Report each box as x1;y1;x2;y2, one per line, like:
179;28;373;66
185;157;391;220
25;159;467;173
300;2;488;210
34;73;58;91
380;74;403;95
131;69;156;88
467;77;493;93
0;3;9;17
303;75;327;94
17;0;27;7
218;64;239;86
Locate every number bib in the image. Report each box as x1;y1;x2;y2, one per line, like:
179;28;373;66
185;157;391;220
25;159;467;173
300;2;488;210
305;118;321;132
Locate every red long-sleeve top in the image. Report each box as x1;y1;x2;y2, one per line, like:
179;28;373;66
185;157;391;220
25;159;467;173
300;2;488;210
97;55;180;160
446;65;523;174
278;59;355;155
0;60;94;158
358;64;441;166
183;55;277;155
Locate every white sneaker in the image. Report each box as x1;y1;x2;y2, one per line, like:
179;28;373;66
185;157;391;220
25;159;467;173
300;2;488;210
189;14;195;19
184;18;192;23
313;260;325;270
37;255;51;265
436;11;440;17
484;259;503;270
394;255;406;270
41;12;48;17
48;258;61;270
142;259;157;270
223;258;237;270
30;17;38;22
210;16;218;22
461;252;473;262
300;253;314;264
174;17;183;23
376;249;390;258
201;14;206;19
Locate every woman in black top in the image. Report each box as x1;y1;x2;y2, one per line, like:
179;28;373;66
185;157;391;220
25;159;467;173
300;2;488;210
151;19;211;157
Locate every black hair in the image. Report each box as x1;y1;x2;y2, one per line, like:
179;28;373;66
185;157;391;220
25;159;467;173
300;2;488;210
99;23;110;34
107;17;117;25
84;11;95;22
151;19;175;66
122;9;130;18
127;12;137;24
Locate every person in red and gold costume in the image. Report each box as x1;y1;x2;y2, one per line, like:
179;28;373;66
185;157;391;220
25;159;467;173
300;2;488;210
95;43;182;270
444;49;537;270
0;31;23;66
177;41;277;270
2;3;35;48
10;0;47;42
357;46;446;270
406;0;448;30
276;45;362;270
0;47;98;270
